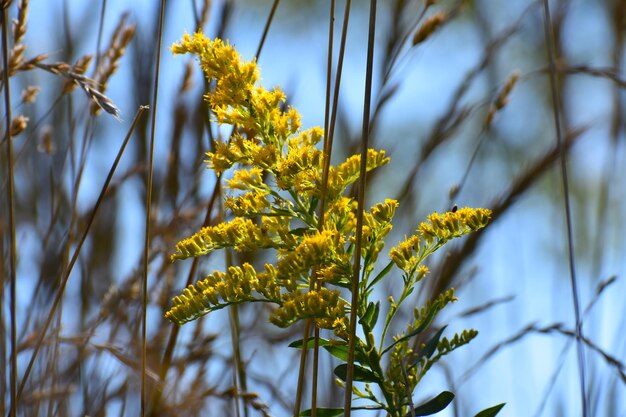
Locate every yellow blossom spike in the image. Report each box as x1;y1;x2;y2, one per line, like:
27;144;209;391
225;167;266;190
275;230;349;290
165;262;283;325
171;217;276;261
370;199;399;224
224;190;272;217
390;207;491;275
419;207;491;244
269;288;348;332
327;149;390;199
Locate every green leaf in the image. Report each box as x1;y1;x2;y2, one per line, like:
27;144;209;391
288;338;332;349
366;260;394;292
473;403;506;417
334;363;381;383
308;197;319;216
300;408;344;417
289;338;370;365
323;344;370;366
332;278;353;289
289;227;316;237
408;391;455;416
324;344;350;361
359;301;380;331
412;325;447;365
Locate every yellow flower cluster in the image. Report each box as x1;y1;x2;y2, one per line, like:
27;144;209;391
275;230;350;290
166;33;496;415
389;207;491;275
419;207;492;244
166;263;281;324
224;190;271;217
360;199;398;264
172;33;301;141
166;33;493;374
327;149;390;199
270;288;348;337
171;217;276;261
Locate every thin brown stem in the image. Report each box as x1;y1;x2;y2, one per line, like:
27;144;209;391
93;0;107;73
142;0;166;416
293;319;312;417
10;106;147;417
308;2;337;415
541;2;587;416
254;0;279;61
344;0;377;415
149;179;222;417
1;7;17;417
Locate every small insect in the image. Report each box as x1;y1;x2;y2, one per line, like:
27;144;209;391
451;204;458;213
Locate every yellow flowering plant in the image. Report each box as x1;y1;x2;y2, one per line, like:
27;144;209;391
166;32;501;417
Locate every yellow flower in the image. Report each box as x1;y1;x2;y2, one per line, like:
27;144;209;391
171;217;276;261
226;167;266;190
275;229;347;290
224;190;271;216
269;288;348;331
165;262;283;325
327;149;390;200
419;207;491;244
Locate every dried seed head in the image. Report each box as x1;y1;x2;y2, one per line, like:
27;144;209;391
94;16;135;90
484;70;521;128
10;115;28;136
91;16;135;115
63;54;93;94
448;183;460;200
13;52;46;74
412;12;447;45
21;85;39;103
33;61;121;120
37;125;56;155
180;61;195;93
9;43;26;73
12;0;28;44
494;70;520;109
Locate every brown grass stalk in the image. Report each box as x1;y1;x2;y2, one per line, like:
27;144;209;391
11;105;147;415
1;7;17;417
344;1;377;416
142;1;165;415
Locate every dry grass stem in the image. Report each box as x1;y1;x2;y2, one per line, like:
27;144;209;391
412;11;447;45
32;61;120;119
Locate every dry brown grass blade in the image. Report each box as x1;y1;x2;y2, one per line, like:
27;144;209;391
461;322;626;386
393;5;534;206
11;105;147;415
142;1;165;416
93;344;162;385
344;1;377;416
457;295;515;319
542;1;587;413
1;6;18;417
33;61;121;119
91;13;135;115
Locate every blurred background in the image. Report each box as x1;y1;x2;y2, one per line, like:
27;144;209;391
2;0;625;416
